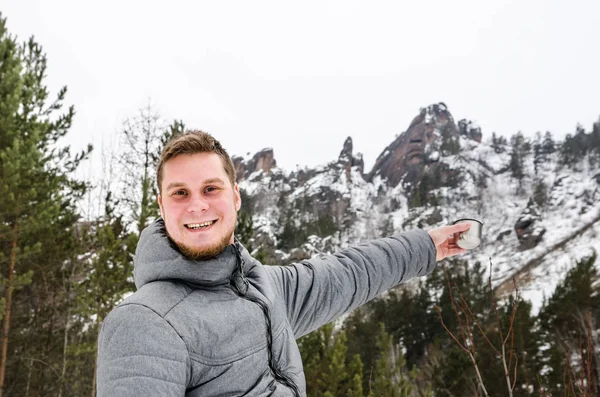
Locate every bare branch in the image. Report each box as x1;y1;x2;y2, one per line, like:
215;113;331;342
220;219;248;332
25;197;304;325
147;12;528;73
460;295;500;356
504;279;520;347
536;375;545;396
467;350;489;397
441;264;470;346
438;263;489;397
434;305;469;353
512;354;518;391
489;259;504;346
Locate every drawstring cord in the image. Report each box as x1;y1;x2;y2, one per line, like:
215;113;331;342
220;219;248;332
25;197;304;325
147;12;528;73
230;243;301;397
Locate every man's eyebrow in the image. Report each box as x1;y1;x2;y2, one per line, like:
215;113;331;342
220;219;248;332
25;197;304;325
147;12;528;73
165;182;187;191
203;178;226;185
165;179;226;191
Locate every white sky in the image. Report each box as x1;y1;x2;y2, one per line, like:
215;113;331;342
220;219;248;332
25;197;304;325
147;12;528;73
3;0;600;174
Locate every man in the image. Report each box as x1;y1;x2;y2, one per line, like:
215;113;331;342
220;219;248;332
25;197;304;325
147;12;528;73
96;130;471;396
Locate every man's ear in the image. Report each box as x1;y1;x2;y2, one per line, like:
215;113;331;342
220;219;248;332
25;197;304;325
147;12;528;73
158;194;165;219
234;183;242;212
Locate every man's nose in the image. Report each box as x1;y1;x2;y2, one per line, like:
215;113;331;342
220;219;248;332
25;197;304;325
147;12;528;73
187;195;209;213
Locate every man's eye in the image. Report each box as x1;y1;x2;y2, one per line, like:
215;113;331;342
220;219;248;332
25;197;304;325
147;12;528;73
205;186;218;193
173;190;187;196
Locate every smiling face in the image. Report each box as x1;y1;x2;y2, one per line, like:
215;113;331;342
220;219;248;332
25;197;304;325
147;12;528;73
158;152;241;260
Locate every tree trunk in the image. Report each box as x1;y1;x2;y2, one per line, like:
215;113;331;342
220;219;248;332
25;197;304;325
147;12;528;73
58;307;70;397
0;222;18;397
137;135;151;237
25;358;33;397
91;352;97;397
91;300;102;397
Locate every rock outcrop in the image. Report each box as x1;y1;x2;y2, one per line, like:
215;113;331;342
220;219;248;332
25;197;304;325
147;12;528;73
367;103;460;191
458;119;483;143
514;200;547;250
338;137;364;181
232;148;277;181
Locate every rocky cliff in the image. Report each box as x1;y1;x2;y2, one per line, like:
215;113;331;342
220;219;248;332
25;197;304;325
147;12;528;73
234;103;600;312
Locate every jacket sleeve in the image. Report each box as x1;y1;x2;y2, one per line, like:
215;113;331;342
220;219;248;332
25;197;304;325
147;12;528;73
96;303;190;396
266;229;436;338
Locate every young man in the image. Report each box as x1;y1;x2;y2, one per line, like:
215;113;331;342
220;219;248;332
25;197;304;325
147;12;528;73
96;131;471;396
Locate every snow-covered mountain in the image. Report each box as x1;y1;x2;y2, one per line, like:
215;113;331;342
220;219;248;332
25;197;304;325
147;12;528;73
235;103;600;314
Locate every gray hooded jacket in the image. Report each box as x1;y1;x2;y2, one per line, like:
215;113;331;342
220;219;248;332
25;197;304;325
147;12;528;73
96;219;437;396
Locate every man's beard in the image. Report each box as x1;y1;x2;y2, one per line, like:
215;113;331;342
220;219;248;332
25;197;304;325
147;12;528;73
168;228;234;261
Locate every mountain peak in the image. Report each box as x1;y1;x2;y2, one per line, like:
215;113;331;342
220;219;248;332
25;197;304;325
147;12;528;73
367;102;461;189
415;102;453;129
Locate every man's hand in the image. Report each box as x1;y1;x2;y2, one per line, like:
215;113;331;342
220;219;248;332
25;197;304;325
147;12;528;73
428;223;471;261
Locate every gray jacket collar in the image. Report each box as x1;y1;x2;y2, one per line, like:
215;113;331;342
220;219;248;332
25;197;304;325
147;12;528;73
134;219;250;290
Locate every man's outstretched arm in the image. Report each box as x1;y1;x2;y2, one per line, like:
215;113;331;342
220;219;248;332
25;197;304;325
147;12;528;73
267;223;470;338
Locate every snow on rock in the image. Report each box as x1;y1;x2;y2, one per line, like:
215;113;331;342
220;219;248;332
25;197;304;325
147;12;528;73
235;113;600;316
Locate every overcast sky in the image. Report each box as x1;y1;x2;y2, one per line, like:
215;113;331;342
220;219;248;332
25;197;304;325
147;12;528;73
3;0;600;174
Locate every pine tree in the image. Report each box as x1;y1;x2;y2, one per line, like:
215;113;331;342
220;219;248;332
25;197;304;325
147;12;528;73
533;131;543;175
344;308;381;393
409;168;442;208
592;117;600;151
298;322;363;396
542;131;555;155
509;132;528;193
367;284;439;371
0;14;91;396
347;353;364;397
402;285;440;369
235;188;254;249
159;120;186;154
370;323;415;397
560;125;590;167
74;192;136;394
538;254;599;395
560;134;576;166
278;211;307;250
532;179;548;209
590;117;600;166
491;132;505;154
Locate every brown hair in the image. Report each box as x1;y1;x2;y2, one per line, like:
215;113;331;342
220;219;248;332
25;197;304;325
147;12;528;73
156;130;236;193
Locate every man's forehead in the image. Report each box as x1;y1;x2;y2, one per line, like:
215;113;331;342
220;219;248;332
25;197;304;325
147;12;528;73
160;153;234;190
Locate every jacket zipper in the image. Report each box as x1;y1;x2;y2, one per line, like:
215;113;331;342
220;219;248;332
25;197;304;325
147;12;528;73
231;244;301;397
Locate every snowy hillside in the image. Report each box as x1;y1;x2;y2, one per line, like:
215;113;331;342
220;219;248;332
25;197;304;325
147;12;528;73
237;105;600;315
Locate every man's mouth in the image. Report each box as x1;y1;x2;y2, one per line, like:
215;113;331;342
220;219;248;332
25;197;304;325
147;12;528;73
185;220;217;230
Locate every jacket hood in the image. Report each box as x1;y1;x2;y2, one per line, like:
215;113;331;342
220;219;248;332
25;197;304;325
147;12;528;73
134;219;252;290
